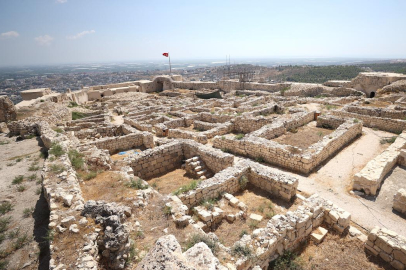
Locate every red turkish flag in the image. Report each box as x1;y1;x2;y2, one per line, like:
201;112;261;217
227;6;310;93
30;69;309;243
162;53;169;57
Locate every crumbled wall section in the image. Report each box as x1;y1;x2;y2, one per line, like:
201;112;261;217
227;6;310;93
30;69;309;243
365;227;406;270
353;132;406;195
81;132;152;154
178;160;298;208
238;194;351;269
393;189;406;216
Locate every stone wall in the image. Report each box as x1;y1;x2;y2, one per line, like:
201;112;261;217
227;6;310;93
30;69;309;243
365;227;406;270
213;119;361;174
81;132;153;154
235;194;352;269
331;110;406;134
393;189;406;216
347;105;406;120
177;160;298;208
130;141;183;179
353;132;406;195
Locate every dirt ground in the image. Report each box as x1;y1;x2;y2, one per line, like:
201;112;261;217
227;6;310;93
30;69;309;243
375;166;406;213
273;121;333;149
290;127;406;236
147;169;197;195
207;185;300;247
110;147;145;161
127;196;198;268
0;134;48;270
296;233;391;270
80;171;140;205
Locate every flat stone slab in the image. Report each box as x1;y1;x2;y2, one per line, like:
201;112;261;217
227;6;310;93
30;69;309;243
311;226;328;244
249;213;263;223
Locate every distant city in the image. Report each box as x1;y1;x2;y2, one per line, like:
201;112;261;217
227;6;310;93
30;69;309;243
1;57;405;104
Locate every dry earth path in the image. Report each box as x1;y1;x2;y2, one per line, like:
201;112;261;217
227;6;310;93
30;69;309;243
292;127;406;236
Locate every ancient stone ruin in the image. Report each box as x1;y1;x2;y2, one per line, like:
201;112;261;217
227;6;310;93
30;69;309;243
2;71;406;270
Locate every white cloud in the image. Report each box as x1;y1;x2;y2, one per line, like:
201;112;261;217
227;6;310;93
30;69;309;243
66;30;95;40
56;0;67;3
1;31;20;39
35;35;54;46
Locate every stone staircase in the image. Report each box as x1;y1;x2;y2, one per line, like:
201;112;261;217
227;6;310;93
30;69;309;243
184;156;213;180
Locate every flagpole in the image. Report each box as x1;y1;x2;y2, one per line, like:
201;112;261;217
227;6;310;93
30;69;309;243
169;53;172;75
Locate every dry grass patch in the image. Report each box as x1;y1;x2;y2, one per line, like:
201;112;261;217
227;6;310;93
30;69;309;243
273;122;333;150
148;169;197;195
297;233;390;270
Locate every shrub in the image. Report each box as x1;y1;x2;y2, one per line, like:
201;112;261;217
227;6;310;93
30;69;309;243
13;233;30;250
82;171;98;181
232;244;252;258
249;221;259;230
235;133;245;140
68;101;78;108
185;234;218;255
35;187;42;195
53;127;63;133
353;118;359;123
255;156;264;163
17;185;26;192
288;127;298;133
49;143;65;157
221;148;230;153
27;174;37;181
163;206;172;217
239;230;248;238
12;175;24;185
68;150;84;170
126;178;148;190
50;164;65;174
380;136;397;144
0;217;11;233
28;163;40;171
270;251;304;270
200;198;217;211
0;260;8;270
173;180;200;195
325;105;337;110
317;131;324;137
72;111;87;120
238;175;248;189
23;207;34;218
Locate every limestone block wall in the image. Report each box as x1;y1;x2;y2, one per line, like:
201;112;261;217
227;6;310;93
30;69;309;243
249;111;314;140
245;160;298;201
316;115;345;129
130;141;183;179
178;163;250;207
193;120;219;131
80;133;150;154
353;132;406;195
331;110;406;134
393;189;406;216
123;118;153;132
182;140;234;174
233;117;274;134
365;227;406;270
347;105;406;120
199;112;233;123
213;119;361;174
177;160;298;208
74;125;123;139
172;81;220;90
168;129;208;144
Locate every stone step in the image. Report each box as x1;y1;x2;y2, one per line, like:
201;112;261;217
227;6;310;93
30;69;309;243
191;157;199;162
195;166;203;172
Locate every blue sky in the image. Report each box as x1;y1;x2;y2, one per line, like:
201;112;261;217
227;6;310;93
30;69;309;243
0;0;406;66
